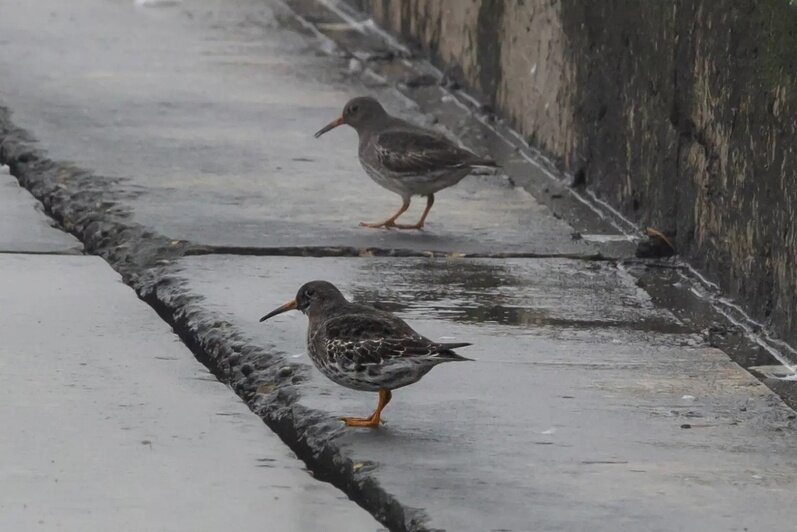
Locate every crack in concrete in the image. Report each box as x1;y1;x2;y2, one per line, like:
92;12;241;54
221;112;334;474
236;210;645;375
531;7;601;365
2;2;796;529
0;109;429;531
186;244;612;261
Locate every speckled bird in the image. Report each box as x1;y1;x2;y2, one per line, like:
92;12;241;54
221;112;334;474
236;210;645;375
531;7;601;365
260;280;471;427
314;96;497;230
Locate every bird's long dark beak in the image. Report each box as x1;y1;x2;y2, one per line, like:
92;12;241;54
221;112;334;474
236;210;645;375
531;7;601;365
314;116;344;138
259;299;298;322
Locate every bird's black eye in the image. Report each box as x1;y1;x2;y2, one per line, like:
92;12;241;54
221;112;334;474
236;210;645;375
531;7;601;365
305;288;316;298
350;104;359;114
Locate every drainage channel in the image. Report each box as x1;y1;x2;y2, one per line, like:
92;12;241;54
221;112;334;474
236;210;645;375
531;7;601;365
0;139;438;531
1;3;796;529
4;99;797;531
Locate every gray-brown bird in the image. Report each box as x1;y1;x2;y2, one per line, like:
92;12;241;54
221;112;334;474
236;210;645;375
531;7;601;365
314;96;497;230
260;280;471;427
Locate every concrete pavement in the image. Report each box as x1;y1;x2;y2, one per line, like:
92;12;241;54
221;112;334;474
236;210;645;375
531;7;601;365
1;0;797;531
0;166;81;253
0;0;613;258
0;168;381;531
165;255;797;532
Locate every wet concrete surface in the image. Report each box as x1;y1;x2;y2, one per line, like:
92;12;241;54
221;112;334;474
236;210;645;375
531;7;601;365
0;0;606;257
0;165;82;254
172;255;797;532
1;0;797;530
0;254;380;532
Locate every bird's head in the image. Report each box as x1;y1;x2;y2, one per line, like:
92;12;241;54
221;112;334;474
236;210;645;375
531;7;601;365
259;280;347;322
314;96;388;138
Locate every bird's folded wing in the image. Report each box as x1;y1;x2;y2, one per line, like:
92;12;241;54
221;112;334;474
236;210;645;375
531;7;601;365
374;130;483;174
321;312;415;338
326;337;443;368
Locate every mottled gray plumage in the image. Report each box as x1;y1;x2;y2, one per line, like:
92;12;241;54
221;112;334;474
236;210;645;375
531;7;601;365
261;280;470;392
315;96;497;229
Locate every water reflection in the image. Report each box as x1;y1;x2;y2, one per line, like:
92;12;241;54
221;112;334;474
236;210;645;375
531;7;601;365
346;258;683;333
349;258;521;324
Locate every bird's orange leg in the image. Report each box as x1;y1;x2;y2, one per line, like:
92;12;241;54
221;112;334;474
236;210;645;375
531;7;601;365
360;199;410;229
342;389;392;427
394;194;434;230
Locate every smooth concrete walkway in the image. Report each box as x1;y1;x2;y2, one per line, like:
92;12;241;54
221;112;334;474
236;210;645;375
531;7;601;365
0;170;379;532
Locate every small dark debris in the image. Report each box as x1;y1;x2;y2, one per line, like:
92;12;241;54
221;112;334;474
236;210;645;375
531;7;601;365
570;232;582;241
550;193;563;199
441;77;461;90
637;227;675;258
241;363;254;376
363;49;398;62
680;423;691;429
17;151;37;164
709;324;729;334
570;167;586;187
402;74;437;88
636;236;675;258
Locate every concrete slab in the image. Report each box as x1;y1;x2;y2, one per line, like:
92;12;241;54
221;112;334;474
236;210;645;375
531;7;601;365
0;0;603;256
2;0;796;529
0;254;380;532
0;165;82;253
174;254;797;532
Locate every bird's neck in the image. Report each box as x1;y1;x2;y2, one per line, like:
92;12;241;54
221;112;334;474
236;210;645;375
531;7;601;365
307;298;350;323
354;114;394;139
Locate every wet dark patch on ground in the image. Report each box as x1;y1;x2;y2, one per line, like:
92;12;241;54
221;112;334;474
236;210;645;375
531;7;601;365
1;0;796;530
277;0;797;407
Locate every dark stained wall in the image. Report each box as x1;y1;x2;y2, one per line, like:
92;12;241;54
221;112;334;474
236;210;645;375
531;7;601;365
350;0;797;347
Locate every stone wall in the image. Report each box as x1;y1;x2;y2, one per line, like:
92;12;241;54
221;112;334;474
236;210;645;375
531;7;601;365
350;0;797;347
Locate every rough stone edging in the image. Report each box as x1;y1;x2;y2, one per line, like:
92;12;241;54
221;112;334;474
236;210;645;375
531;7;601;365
0;107;429;532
